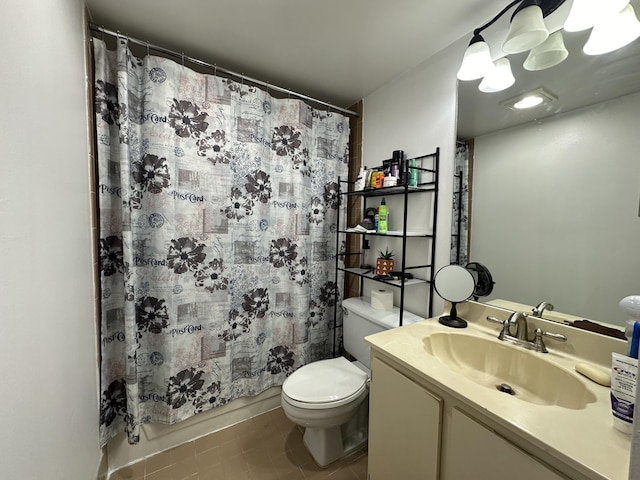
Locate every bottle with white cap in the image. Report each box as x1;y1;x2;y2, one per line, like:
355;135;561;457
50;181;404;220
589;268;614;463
354;166;366;191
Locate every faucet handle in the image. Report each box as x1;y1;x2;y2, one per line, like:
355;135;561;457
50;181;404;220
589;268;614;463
486;316;511;339
486;315;504;325
538;329;567;342
533;327;567;353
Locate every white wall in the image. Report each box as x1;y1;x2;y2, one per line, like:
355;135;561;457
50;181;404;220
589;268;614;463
361;38;466;318
471;92;640;326
0;1;102;478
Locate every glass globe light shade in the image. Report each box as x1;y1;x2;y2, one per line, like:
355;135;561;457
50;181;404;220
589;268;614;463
524;31;569;71
457;38;494;81
584;4;640;56
479;58;516;93
564;0;630;32
503;5;549;54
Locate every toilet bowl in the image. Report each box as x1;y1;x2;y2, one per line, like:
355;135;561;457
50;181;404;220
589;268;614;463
281;356;369;466
281;296;421;467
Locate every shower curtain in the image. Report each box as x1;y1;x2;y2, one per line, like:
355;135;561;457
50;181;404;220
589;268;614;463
451;143;469;265
94;38;349;446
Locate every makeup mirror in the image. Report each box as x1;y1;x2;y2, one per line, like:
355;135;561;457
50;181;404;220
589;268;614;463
434;265;476;328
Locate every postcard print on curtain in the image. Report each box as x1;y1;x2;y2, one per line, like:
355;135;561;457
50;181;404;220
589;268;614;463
94;38;349;446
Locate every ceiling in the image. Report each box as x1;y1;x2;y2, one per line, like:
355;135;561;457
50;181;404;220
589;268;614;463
85;1;640;136
84;0;507;108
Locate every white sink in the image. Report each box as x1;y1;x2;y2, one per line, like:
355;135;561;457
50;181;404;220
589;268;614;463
423;332;596;409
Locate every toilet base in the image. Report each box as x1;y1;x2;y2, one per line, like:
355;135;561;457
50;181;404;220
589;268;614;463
302;397;369;467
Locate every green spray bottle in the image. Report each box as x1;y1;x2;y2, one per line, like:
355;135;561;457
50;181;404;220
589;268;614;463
377;198;388;234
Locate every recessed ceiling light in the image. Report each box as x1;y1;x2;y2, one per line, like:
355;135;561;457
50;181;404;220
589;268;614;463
500;87;557;110
514;96;544;109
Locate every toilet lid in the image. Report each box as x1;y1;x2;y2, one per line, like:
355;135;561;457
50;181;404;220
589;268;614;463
282;357;367;404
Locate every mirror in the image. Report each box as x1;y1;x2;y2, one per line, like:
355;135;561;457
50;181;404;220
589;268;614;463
455;0;640;328
434;265;476;328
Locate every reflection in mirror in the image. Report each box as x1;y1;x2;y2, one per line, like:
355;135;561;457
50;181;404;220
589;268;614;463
465;262;495;299
455;0;640;328
434;265;476;328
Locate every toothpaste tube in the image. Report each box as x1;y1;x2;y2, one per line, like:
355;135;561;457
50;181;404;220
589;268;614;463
611;352;638;434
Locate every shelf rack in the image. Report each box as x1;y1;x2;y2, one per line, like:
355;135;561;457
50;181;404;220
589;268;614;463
332;148;440;354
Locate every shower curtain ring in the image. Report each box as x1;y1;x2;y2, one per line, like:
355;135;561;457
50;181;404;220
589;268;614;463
116;30;126;47
146;41;150;56
101;25;105;41
213;63;217;77
181;53;185;66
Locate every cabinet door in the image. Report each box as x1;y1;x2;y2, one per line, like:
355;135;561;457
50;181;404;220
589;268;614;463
368;356;442;480
443;408;568;480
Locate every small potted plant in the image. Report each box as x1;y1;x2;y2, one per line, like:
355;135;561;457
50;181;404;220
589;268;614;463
376;248;395;275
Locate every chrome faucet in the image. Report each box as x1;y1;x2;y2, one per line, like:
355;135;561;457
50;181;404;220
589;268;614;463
508;311;529;340
486;311;567;353
531;301;554;318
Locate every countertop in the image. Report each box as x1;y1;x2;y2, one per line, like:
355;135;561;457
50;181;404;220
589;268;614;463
364;301;631;480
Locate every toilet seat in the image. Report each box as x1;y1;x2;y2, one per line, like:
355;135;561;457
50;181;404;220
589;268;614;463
282;357;368;410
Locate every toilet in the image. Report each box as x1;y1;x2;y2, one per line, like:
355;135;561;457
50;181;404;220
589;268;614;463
281;296;420;467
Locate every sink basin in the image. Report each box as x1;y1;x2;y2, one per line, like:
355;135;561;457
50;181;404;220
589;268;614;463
423;332;596;409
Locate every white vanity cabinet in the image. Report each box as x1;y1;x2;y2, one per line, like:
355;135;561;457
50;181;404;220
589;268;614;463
442;408;567;480
368;356;442;480
368;352;571;480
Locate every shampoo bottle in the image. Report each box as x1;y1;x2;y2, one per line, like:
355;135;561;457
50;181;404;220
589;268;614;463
377;198;388;234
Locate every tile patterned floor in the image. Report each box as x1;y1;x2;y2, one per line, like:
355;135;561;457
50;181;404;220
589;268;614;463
110;407;368;480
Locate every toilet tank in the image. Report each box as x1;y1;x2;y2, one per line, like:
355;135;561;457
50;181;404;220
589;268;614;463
342;296;422;369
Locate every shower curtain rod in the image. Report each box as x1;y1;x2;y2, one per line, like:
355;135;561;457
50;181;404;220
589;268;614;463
89;23;359;117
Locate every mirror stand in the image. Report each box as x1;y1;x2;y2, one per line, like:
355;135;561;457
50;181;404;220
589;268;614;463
439;302;468;328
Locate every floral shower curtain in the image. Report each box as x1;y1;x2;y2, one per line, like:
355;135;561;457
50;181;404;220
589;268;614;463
94;38;349;446
451;142;469;265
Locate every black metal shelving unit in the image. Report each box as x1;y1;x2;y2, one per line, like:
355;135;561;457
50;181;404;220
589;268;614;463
332;148;440;354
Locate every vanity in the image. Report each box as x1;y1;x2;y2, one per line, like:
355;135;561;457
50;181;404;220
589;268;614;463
365;301;630;480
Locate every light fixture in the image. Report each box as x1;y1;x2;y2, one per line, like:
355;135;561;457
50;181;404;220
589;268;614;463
523;30;568;70
456;32;494;81
457;0;565;84
458;0;640;93
500;87;557;110
564;0;630;32
583;4;640;56
479;58;516;92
